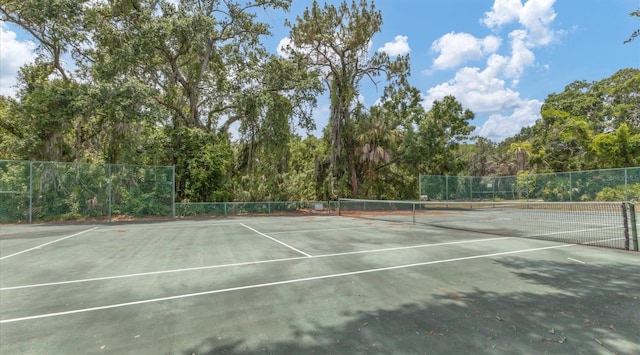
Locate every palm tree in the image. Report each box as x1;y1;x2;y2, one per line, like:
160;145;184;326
510;142;532;172
355;108;401;197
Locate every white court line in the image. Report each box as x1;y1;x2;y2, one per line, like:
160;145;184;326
270;226;381;235
93;217;340;232
0;236;512;291
0;227;99;261
0;243;574;324
523;226;621;238
240;223;312;257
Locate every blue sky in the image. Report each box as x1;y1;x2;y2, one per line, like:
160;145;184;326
1;0;639;141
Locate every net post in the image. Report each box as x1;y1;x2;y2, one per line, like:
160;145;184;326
412;202;416;224
629;203;638;251
337;199;342;216
622;203;630;250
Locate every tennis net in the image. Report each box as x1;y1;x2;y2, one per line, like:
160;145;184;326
338;199;639;251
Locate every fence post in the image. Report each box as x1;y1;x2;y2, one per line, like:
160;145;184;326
108;164;112;222
569;172;573;202
624;168;628;201
29;162;33;224
446;175;449;201
171;165;176;220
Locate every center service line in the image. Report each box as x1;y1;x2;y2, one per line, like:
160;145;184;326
240;223;312;257
0;243;574;324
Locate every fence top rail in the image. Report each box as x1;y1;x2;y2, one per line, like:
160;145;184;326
419;166;639;179
0;160;174;169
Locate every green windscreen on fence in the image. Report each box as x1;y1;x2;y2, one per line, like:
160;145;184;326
0;161;174;223
420;168;640;202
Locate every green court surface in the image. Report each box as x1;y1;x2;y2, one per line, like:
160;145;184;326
1;216;638;354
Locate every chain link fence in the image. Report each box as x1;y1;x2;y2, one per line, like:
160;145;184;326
175;201;338;218
0;161;175;223
420;167;640;202
0;160;338;223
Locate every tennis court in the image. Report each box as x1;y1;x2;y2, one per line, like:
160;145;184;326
1;211;639;354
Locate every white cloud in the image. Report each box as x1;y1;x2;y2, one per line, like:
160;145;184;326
431;32;502;70
378;35;410;56
421;60;540;142
423;66;521;113
477;99;542;141
419;0;562;141
482;0;523;28
519;0;557;46
0;25;36;97
483;0;558;47
504;30;535;81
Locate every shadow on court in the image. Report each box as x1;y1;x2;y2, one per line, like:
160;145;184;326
181;257;640;354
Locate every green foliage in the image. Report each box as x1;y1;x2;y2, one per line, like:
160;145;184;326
403;96;475;176
625;9;640;44
0;161;173;222
590;124;640;168
500;68;640;174
596;184;640;202
168;127;232;202
0;0;89;80
0;161;31;222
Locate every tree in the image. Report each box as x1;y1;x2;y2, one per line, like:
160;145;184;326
86;0;322;200
89;0;294;132
514;69;640;172
463;137;497;176
354;105;401;197
509;141;532;172
590;124;640;168
358;57;422;198
0;0;88;81
624;8;640;44
6;61;82;161
0;95;21;159
284;0;398;197
403;96;475;176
